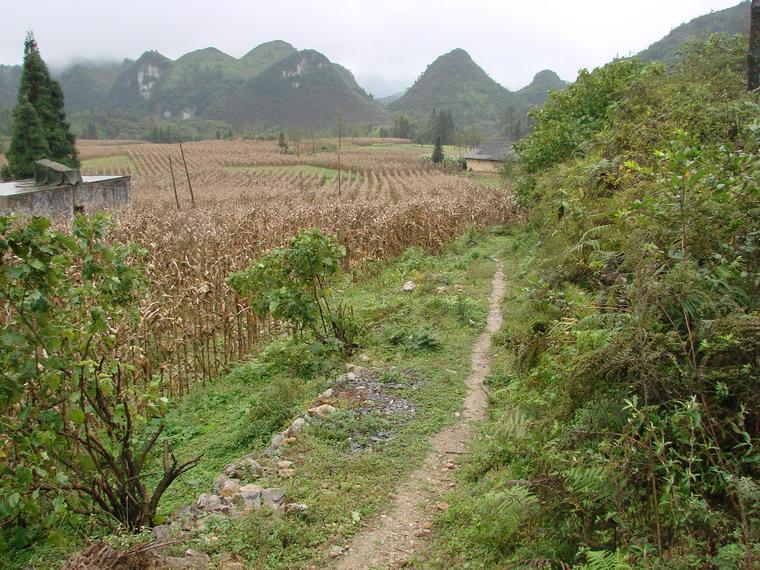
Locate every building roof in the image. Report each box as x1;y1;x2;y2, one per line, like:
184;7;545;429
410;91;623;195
464;136;516;161
0;176;127;197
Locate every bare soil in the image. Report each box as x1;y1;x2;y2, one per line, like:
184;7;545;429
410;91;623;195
333;261;506;569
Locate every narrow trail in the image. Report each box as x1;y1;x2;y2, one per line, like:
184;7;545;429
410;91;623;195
334;261;506;570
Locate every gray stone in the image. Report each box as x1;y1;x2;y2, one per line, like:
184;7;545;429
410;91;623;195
196;493;230;514
223;456;264;479
317;388;334;402
262;487;285;508
197;493;221;511
284;417;307;437
219;478;240;497
277;460;294;469
283;503;309;514
152;523;172;542
219;553;247;569
344;363;366;375
160;548;212;569
238;457;264;478
212;474;229;493
238;484;263;509
402;280;416;292
329;545;346;558
308;404;337;417
269;433;285;450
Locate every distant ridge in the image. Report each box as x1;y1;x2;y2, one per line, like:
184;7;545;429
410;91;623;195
389;48;512;132
207;49;383;128
638;1;750;64
388;49;564;135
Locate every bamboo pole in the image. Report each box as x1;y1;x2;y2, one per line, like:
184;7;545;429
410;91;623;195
169;155;180;210
177;138;195;207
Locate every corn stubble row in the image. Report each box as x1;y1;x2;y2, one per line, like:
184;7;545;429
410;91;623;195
83;139;518;395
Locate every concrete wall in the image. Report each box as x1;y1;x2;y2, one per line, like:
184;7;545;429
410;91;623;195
466;158;500;173
73;177;131;213
0;177;130;219
0;186;74;220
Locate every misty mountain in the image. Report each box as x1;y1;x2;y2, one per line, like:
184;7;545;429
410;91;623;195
515;70;567;107
58;61;124;112
389;49;512;132
388;49;565;135
205;49;383;128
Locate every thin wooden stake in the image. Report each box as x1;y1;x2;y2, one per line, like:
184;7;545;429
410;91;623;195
177;138;195;207
337;151;342;197
169;155;180;210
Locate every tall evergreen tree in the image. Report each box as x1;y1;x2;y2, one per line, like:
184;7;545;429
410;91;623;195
6;95;50;179
7;32;78;179
431;136;444;164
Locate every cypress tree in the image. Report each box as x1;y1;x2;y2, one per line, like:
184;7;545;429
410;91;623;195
6;95;50;179
7;32;78;179
431;136;444;165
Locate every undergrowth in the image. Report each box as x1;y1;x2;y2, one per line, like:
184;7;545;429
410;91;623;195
428;35;759;570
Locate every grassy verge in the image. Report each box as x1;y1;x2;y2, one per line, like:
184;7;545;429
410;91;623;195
420;226;543;568
80;154;134;171
222;164;359;182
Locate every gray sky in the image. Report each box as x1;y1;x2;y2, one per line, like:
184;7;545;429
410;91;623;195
1;0;746;96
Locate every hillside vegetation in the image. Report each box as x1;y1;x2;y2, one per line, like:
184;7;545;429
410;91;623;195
639;1;750;64
429;35;759;568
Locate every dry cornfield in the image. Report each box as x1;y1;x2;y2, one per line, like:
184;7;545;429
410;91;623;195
75;138;518;394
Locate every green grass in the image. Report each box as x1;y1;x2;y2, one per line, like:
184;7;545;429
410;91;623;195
346;142;463;155
461;171;505;187
223;164;358;182
80;154;134;171
418;227;567;568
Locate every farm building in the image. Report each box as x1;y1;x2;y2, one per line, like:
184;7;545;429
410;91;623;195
464;137;516;172
0;160;130;219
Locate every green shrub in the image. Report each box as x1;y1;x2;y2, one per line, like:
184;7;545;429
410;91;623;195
0;214;199;546
227;228;361;355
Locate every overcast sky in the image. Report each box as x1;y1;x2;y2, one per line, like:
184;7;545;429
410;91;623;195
1;0;746;96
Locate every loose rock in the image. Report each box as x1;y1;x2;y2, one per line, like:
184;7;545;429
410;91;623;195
152;523;172;542
284;417;307;437
317;388;334;402
329;545;346;558
283;503;309;514
212;474;229;493
219;552;247;570
262;487;285;508
197;493;224;512
219;479;240;497
238;484;263;509
402;280;416;292
160;548;212;569
308;404;337;417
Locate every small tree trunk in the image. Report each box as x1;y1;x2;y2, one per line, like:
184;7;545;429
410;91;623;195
750;0;760;91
